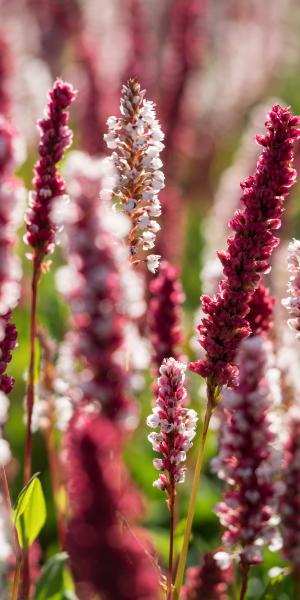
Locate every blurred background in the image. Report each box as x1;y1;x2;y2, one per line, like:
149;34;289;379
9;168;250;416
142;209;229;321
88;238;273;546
2;1;300;596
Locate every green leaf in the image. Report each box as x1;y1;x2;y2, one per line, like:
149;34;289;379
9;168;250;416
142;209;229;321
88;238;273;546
259;569;290;599
33;553;68;600
13;473;47;548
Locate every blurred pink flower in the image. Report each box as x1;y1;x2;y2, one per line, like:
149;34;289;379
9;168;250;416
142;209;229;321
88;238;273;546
280;406;300;572
66;406;161;600
181;551;233;600
212;336;280;565
282;238;300;339
57;152;135;426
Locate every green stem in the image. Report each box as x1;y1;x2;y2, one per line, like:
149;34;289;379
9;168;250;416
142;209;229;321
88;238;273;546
22;253;42;600
173;399;213;600
24;257;41;486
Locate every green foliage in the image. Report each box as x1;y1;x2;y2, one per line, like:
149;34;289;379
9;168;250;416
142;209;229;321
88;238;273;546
258;569;290;600
33;552;78;600
13;473;47;549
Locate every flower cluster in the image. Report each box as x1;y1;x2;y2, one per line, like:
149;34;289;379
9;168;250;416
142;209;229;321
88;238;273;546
247;282;275;336
282;238;300;339
182;551;233;600
104;78;164;272
24;79;76;259
280;407;300;571
0;117;23;466
147;358;197;492
66;407;160;600
191;105;300;389
212;336;280;565
57;152;134;426
149;261;185;374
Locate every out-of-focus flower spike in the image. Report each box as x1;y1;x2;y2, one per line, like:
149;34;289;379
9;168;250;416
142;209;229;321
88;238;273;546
66;407;161;600
0;34;12;117
181;551;233;600
57;151;135;427
190;105;300;391
282;238;300;339
147;358;197;493
24;78;76;262
104;78;164;272
0;116;24;467
212;336;281;566
280;406;300;573
122;0;155;87
149;261;185;375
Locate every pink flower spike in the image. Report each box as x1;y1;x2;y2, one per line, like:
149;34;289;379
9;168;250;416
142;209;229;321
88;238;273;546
147;358;197;493
182;551;233;600
190;105;300;392
24;78;76;259
212;336;280;566
282;238;300;338
66;407;161;600
149;261;185;375
280;407;300;572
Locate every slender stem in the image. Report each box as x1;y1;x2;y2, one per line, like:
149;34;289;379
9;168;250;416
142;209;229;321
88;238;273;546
0;467;12;513
239;563;250;600
24;256;41;485
173;400;213;600
11;558;22;600
22;254;42;600
167;478;175;600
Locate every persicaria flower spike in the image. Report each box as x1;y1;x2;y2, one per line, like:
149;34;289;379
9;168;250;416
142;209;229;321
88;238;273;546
280;407;300;572
181;551;233;600
104;78;164;272
57;152;135;426
149;261;185;375
190;105;300;389
147;357;197;492
66;407;161;600
212;336;280;565
24;79;76;259
282;239;300;339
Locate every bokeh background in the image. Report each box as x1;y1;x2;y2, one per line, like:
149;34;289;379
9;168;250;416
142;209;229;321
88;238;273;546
3;1;300;597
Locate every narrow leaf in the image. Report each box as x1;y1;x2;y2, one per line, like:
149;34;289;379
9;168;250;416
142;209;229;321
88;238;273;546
13;474;46;548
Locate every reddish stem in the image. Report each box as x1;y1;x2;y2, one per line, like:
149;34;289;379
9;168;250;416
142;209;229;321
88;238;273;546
167;478;175;600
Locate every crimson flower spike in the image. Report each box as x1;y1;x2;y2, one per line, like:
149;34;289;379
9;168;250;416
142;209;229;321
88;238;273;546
190;105;300;404
23;79;76;489
24;79;77;265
